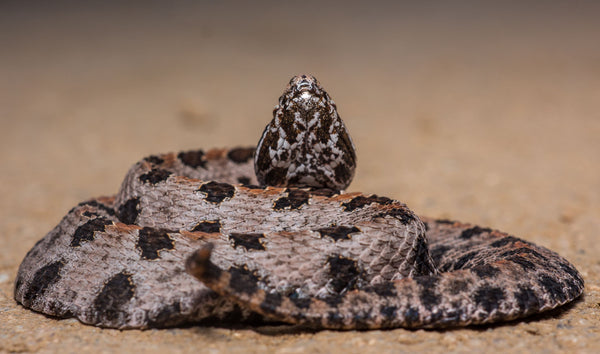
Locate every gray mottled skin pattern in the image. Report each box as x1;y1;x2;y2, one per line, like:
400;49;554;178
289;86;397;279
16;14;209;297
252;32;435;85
15;76;583;329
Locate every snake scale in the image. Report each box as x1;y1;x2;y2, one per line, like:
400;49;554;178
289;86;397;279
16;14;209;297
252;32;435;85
15;75;583;329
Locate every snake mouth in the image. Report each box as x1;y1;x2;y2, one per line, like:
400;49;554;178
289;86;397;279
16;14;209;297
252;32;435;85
288;74;321;96
296;81;313;92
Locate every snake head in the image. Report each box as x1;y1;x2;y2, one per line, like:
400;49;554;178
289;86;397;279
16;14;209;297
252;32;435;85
254;75;356;191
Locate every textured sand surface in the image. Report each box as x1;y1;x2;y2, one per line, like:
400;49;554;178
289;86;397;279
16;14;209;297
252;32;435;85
1;1;599;352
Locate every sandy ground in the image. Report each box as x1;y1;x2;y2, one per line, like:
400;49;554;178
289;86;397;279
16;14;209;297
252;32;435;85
1;1;599;352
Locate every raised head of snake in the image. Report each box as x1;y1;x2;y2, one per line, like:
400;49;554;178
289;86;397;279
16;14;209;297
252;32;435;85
254;75;356;192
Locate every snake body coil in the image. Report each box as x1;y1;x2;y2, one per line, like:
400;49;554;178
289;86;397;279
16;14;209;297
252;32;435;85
15;75;583;329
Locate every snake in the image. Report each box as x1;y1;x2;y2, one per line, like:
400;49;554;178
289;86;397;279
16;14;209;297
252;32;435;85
14;75;583;330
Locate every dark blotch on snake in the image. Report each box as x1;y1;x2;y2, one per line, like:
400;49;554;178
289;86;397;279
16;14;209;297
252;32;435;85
273;189;309;210
192;220;221;233
117;197;140;224
414;235;437;275
490;236;520;248
538;274;567;303
366;282;397;297
327;255;361;295
501;248;548;262
229;266;260;295
139;168;172;184
82;211;99;218
22;261;64;304
93;272;135;323
558;262;584;285
380;306;397;320
137;228;175;260
507;255;537;271
375;207;415;224
414;276;441;310
315;226;360;241
446;279;471;295
229;233;266;251
563;278;583;298
514;286;541;311
146;301;182;328
227;147;254;164
473;286;505;314
453;251;478;270
260;292;283;313
72;200;116;216
341;195;392;212
178;150;206;168
199;181;235;203
71;217;113;247
472;264;501;278
459;226;492;239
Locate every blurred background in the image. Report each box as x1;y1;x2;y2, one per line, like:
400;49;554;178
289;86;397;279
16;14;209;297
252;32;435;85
1;0;599;260
1;1;600;351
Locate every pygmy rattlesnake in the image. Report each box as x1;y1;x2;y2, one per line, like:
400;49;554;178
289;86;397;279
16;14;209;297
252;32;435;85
15;75;583;329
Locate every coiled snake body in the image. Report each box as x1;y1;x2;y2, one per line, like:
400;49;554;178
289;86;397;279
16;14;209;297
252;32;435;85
15;75;583;329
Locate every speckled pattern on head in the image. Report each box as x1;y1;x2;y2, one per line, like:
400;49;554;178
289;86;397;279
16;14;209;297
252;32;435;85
255;75;356;191
14;75;583;330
